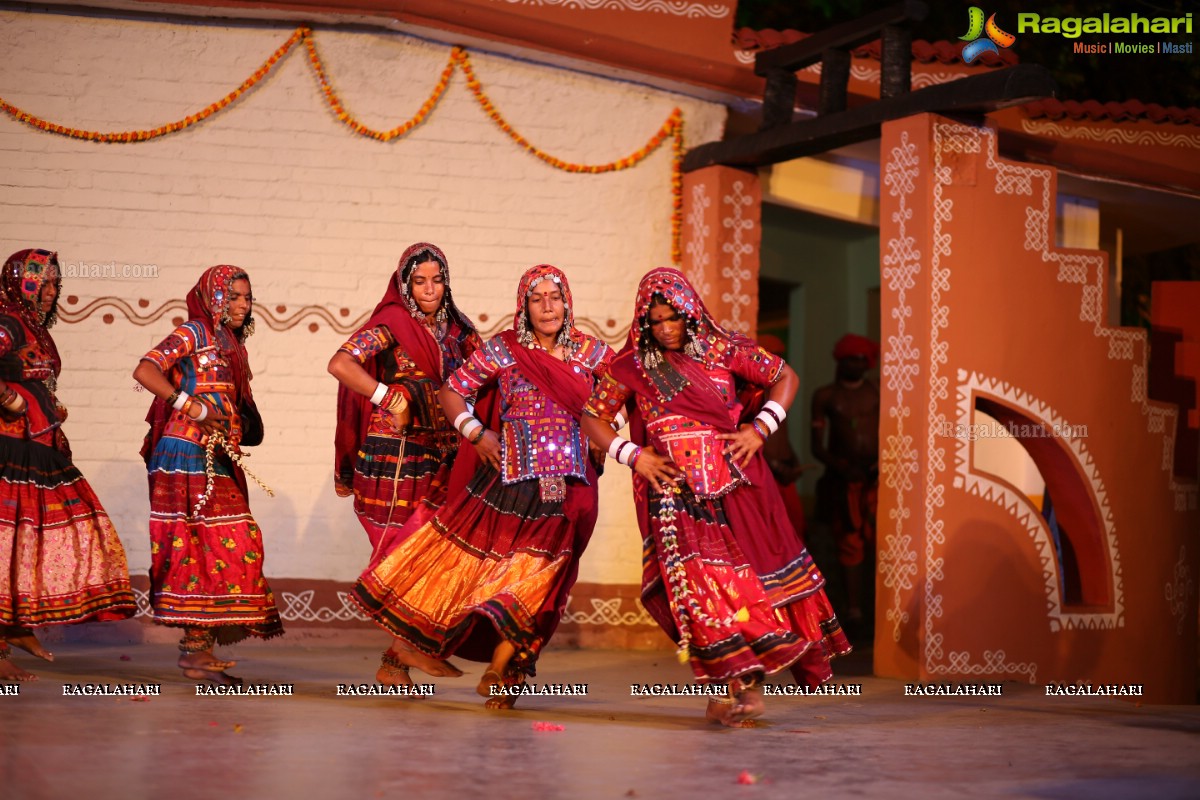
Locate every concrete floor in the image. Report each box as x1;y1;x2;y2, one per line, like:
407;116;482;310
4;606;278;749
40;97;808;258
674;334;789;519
3;638;1199;800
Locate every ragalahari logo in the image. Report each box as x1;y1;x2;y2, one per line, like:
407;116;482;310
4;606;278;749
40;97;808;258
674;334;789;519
960;7;1017;64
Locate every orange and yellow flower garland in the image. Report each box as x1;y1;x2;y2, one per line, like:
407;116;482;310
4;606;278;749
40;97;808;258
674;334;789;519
303;32;455;141
0;27;306;143
0;25;686;263
451;48;683;262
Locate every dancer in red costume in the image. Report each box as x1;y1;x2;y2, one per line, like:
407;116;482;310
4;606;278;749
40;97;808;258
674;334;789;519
353;265;613;708
581;268;850;727
330;243;481;547
134;265;282;685
1;249;135;681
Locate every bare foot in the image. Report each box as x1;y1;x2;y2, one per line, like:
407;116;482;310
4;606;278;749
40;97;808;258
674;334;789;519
706;698;750;727
5;632;53;662
178;651;236;673
479;669;522;710
484;695;518;710
377;651;415;689
729;685;765;725
388;642;463;678
0;658;38;682
182;668;244;687
477;668;504;698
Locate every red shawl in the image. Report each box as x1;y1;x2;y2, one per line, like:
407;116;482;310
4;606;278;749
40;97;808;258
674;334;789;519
1;249;64;446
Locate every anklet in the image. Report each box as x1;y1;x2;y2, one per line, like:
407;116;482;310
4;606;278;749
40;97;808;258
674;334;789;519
179;631;217;654
380;650;411;673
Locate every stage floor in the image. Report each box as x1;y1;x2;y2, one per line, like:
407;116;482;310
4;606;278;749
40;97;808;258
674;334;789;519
3;638;1198;800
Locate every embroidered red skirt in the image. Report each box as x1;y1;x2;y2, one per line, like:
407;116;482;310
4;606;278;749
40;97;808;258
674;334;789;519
351;429;459;548
353;463;597;677
147;437;283;640
0;436;135;627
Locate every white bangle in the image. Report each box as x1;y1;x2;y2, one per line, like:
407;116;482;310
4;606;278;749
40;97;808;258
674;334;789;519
618;442;640;467
454;411;478;435
607;436;630;460
172;391;190;411
369;382;388;406
460;419;482;440
193;401;208;422
754;410;779;435
763;400;787;423
612;410;627;431
607;437;638;466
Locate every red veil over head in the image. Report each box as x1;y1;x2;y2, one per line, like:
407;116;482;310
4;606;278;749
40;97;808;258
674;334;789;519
1;248;64;441
1;248;62;332
610;266;755;431
498;264;592;420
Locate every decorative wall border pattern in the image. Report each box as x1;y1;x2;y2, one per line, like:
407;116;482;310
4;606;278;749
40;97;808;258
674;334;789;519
718;179;754;333
506;0;730;17
131;582;655;626
279;590;370;623
1165;546;1193;636
926;120;1038;683
684;182;714;299
57;294;631;345
955;372;1124;631
1007;129;1197;512
1020;119;1200;150
878;129;920;643
561;596;656;626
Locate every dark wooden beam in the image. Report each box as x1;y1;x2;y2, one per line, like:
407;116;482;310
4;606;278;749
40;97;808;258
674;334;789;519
880;23;912;99
683;65;1056;172
754;0;928;76
759;69;798;131
818;49;852;115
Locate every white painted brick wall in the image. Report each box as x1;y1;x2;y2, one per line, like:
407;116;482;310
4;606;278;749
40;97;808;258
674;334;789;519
0;9;726;584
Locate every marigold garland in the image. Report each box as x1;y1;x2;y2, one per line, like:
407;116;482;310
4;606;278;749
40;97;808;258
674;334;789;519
0;25;685;263
0;27;306;143
452;48;683;263
303;33;455;141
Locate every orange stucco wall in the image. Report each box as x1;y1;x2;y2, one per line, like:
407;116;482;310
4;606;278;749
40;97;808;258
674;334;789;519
875;113;1199;703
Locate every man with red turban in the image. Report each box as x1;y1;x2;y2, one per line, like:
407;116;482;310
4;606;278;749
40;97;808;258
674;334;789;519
812;333;880;640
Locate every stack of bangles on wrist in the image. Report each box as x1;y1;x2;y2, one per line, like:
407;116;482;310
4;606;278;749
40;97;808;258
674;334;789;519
170;390;208;421
370;382;409;416
606;436;643;469
751;400;787;441
453;410;487;444
0;385;26;414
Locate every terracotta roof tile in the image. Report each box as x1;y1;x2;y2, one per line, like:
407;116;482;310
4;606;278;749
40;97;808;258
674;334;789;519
1023;98;1200;126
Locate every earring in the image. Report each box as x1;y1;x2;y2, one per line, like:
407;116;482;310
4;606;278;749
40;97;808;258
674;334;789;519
517;312;534;347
